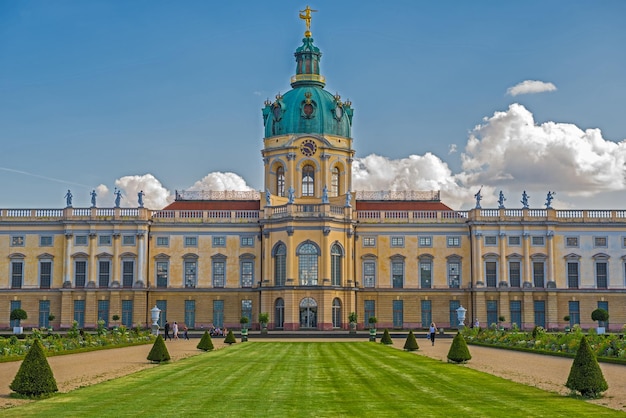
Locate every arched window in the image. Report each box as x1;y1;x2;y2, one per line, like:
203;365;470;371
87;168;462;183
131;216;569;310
332;298;341;328
331;166;340;197
302;164;315;197
275;298;285;329
274;243;286;286
277;166;285;197
331;243;343;286
298;242;318;285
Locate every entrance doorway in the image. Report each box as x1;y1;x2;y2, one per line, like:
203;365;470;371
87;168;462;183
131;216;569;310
299;297;317;329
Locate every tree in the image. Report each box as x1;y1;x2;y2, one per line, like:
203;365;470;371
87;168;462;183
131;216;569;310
239;316;249;329
258;312;269;328
147;335;171;363
591;308;609;325
10;338;58;397
403;330;419;351
368;316;378;329
224;330;237;345
197;331;214;351
447;332;472;363
10;308;27;323
566;335;608;398
380;329;393;345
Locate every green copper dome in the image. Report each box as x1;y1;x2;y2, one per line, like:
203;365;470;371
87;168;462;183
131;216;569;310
262;36;353;138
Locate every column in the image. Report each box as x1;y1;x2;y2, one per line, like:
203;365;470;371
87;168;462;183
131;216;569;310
63;232;73;285
522;233;531;287
88;233;97;286
137;232;146;286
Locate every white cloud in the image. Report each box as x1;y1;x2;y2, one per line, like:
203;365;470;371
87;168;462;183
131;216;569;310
115;174;173;209
506;80;557;96
187;172;256;192
448;144;457;154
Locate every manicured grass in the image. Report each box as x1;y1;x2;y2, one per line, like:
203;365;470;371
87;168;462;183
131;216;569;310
4;342;621;417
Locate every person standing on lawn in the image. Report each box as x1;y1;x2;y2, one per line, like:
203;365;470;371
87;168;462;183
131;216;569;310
172;321;179;340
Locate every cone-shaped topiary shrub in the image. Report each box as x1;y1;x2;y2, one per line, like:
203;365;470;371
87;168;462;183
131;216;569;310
197;330;214;351
380;328;393;345
566;335;608;398
224;329;237;345
147;335;171;363
10;338;58;397
447;332;472;363
403;330;419;351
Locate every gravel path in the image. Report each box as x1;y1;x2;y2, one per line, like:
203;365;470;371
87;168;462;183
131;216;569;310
1;336;624;413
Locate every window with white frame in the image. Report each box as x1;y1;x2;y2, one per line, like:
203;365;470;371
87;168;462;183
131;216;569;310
302;164;315;197
184;258;197;288
122;259;134;288
185;236;198;247
567;260;579;288
75;259;87;288
391;258;404;289
156;260;169;288
11;236;24;246
98;260;111;288
533;261;545;288
509;260;521;287
566;237;579;247
277;165;285;197
594;254;609;289
39;235;53;246
39;260;52;289
274;243;286;286
331;166;340;197
11;259;24;288
485;260;497;287
447;259;461;288
419;236;432;247
419;259;432;288
330;244;342;286
156;236;169;247
298;242;318;286
363;259;376;288
391;236;404;247
240;259;254;288
362;236;376;247
213;236;226;247
240;236;254;247
212;257;226;288
447;236;461;247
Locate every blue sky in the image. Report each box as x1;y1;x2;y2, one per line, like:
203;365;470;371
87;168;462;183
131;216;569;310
1;1;625;210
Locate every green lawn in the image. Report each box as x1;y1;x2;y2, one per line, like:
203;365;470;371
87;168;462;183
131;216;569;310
4;342;622;417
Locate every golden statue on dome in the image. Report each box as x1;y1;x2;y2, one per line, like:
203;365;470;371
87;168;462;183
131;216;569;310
299;5;317;37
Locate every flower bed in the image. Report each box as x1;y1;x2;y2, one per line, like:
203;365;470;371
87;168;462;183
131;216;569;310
462;324;626;365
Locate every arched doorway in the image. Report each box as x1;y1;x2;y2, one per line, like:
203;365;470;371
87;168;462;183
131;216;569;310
274;298;285;329
299;297;317;328
332;298;341;328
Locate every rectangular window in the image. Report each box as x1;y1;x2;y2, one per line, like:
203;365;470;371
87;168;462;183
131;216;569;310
363;261;376;288
531;236;544;246
596;262;608;289
509;261;521;287
508;236;521;246
449;300;460;329
391;236;404;247
156;300;167;328
122;261;134;288
448;262;460;288
510;300;522;329
185;260;197;288
40;261;52;289
486;300;498;328
534;300;546;328
121;300;133;327
241;300;252;325
75;235;88;246
74;300;85;328
567;262;579;289
75;260;87;288
392;300;403;328
240;236;254;247
156;261;168;288
98;300;110;327
566;237;579;247
12;261;24;288
213;300;224;328
485;261;497;287
213;260;225;288
533;262;545;288
156;236;169;247
447;236;460;247
40;235;53;246
122;235;136;246
212;236;226;247
39;300;51;328
184;236;198;247
568;301;580;326
362;237;376;247
391;261;404;289
420;261;431;288
364;300;375;325
98;260;110;288
623;237;626;248
98;235;112;246
241;261;253;288
594;236;607;248
418;236;432;247
484;236;497;246
185;300;196;328
421;300;431;328
11;235;25;246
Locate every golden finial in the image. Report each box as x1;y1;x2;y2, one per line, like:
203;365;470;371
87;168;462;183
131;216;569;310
299;5;317;37
304;91;312;104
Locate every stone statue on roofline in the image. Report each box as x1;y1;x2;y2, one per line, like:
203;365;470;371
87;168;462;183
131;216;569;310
497;190;506;209
521;191;529;209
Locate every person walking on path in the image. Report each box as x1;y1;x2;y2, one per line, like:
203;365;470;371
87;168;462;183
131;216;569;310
429;322;437;346
164;321;171;341
172;321;179;340
182;324;189;340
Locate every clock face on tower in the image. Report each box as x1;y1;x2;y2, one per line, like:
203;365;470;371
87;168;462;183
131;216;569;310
300;139;317;156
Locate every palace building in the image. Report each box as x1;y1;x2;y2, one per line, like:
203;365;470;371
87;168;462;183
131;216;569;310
2;10;625;333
